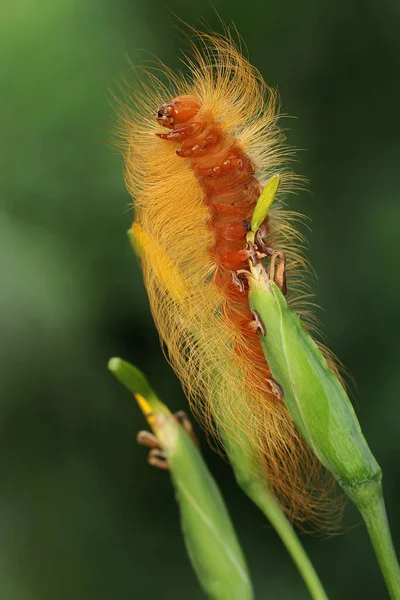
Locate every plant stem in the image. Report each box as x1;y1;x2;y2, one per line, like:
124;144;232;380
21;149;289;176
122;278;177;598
218;419;329;599
348;480;400;600
242;479;329;600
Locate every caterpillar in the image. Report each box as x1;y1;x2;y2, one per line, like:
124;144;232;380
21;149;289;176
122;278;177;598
119;27;339;526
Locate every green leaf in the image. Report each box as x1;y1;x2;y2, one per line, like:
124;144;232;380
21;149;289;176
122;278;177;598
108;357;162;409
248;275;381;491
108;358;253;600
170;419;253;600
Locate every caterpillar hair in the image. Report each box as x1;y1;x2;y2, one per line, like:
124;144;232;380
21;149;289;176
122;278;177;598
117;25;342;528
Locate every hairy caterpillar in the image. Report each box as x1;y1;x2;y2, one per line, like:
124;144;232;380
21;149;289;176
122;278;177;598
119;27;339;526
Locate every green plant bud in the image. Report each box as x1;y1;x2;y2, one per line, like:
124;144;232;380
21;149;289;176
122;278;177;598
247;269;381;495
108;358;253;600
247;175;280;245
127;228;142;258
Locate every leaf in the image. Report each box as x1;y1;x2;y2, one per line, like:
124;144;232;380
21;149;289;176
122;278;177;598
109;358;253;600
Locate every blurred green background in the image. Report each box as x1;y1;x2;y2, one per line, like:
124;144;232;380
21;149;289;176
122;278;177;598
1;0;399;598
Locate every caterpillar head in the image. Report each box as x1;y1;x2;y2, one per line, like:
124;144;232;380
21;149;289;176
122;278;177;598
156;95;200;129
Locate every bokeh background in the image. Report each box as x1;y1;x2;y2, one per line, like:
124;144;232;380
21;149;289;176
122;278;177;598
1;0;400;598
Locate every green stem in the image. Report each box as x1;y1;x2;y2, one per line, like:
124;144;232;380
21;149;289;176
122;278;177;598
242;479;329;600
348;480;400;600
217;420;328;599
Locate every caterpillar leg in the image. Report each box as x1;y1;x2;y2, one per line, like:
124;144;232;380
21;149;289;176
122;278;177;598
231;271;246;292
136;411;199;470
194;154;246;175
249;309;266;336
236;244;284;289
174;410;199;447
247;242;268;266
255;227;274;256
178;134;220;158
266;378;283;400
137;431;169;470
268;251;287;295
148;449;169;470
156;122;206;143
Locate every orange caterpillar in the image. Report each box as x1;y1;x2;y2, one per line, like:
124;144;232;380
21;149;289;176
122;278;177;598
119;28;337;526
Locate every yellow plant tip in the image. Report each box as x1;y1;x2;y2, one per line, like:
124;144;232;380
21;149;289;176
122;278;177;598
130;223;188;305
128;226;142;258
247;175;281;244
136;400;177;453
135;393;156;428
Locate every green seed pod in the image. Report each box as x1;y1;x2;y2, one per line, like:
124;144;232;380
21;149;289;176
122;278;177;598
108;358;253;600
247;268;381;496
